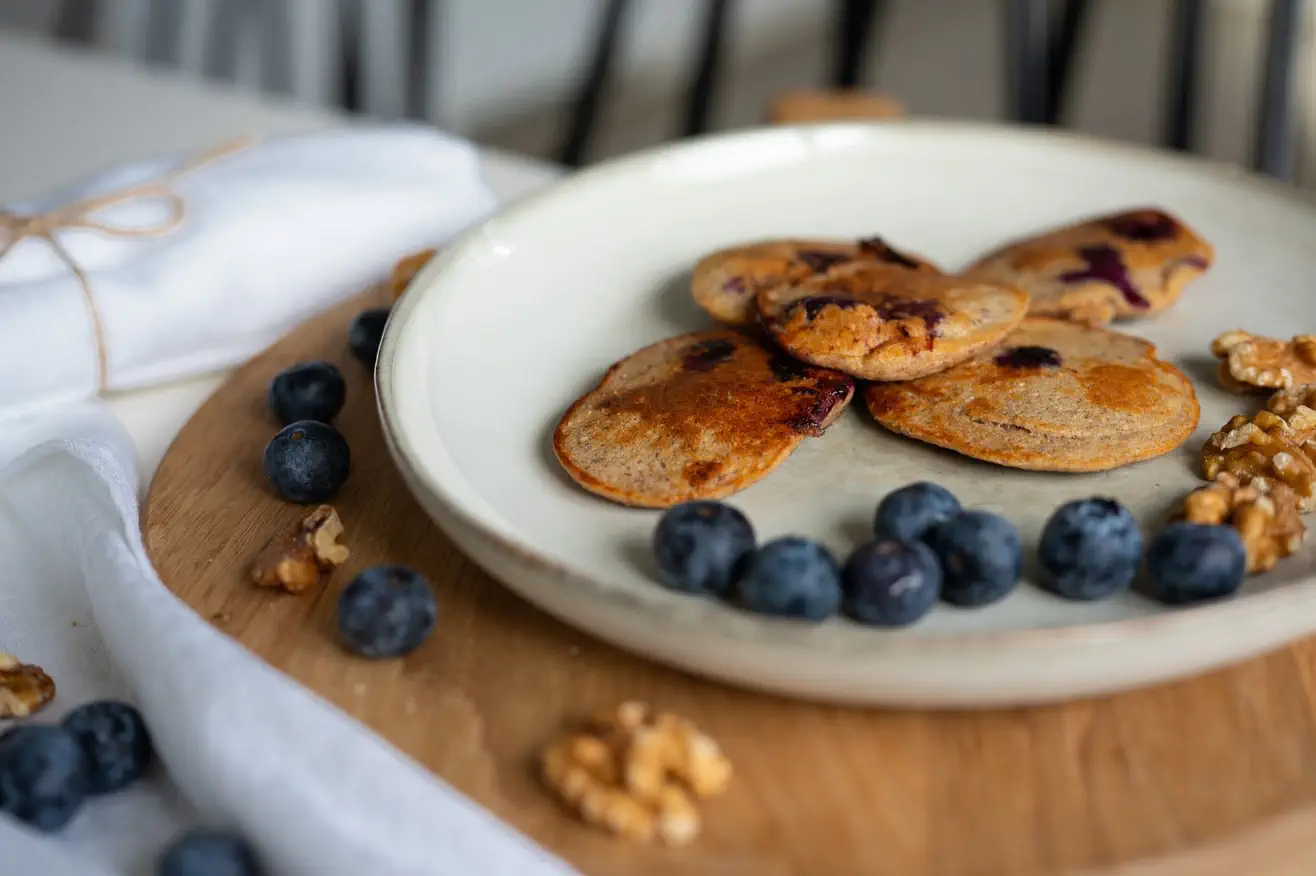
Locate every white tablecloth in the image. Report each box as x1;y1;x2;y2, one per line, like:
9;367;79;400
0;31;561;875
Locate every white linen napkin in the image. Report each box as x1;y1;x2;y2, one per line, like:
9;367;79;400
0;126;495;421
0;406;576;876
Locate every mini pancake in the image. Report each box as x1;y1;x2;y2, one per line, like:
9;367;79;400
755;262;1028;381
863;318;1200;472
691;236;938;326
964;207;1213;327
554;330;855;507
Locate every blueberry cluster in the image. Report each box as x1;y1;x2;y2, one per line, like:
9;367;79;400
651;483;1249;626
260;306;390;505
0;700;152;832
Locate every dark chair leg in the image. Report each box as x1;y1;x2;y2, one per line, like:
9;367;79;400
1045;0;1089;124
1002;0;1050;123
1253;0;1302;180
680;0;733;137
1163;0;1204;151
833;0;885;88
558;0;631;167
406;0;435;120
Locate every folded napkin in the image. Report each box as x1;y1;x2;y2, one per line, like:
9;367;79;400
0;407;576;876
0;126;496;421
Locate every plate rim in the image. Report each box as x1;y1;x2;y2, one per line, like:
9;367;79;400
376;119;1316;661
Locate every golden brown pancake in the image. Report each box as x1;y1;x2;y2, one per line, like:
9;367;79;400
554;330;855;507
691;236;938;326
964;208;1213;327
756;263;1028;381
864;318;1200;472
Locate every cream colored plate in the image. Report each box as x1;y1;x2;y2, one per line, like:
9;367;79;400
378;121;1316;707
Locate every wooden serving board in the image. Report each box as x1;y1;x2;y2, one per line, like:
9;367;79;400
145;290;1316;876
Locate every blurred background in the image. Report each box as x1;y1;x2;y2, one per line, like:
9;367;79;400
1;0;1312;183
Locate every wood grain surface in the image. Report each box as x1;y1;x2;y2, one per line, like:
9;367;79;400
145;291;1316;876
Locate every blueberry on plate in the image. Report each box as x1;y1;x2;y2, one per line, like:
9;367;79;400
926;511;1022;607
842;539;942;627
1038;498;1143;601
1144;522;1247;605
736;537;842;621
0;724;89;832
158;829;265;876
348;307;391;367
263;420;351;504
652;501;755;596
875;482;961;543
267;361;346;426
338;566;438;658
62;700;153;795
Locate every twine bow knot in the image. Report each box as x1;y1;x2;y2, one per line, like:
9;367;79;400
0;137;252;391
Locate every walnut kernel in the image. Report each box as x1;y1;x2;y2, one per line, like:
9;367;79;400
0;652;55;719
1201;411;1316;510
1211;330;1316;392
540;701;731;845
250;505;349;593
1183;473;1306;573
387;248;437;301
1267;385;1316;419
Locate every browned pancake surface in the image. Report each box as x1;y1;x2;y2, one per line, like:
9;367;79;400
864;318;1200;472
756;263;1028;381
691;237;938;326
964;208;1213;327
554;330;855;507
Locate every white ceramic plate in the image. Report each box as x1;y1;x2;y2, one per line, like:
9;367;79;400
378;121;1316;707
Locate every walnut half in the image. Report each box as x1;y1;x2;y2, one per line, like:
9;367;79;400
540;701;732;846
1183;473;1306;573
250;505;350;593
0;652;55;719
1201;409;1316;511
1211;330;1316;392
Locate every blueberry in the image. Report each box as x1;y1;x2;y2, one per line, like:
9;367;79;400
267;361;346;426
1144;522;1246;605
926;511;1022;607
842;539;942;627
158;830;265;876
1038;498;1143;601
349;308;391;367
62;700;153;795
875;482;962;542
652;501;755;596
337;566;437;658
263;420;350;503
736;538;842;621
0;724;89;832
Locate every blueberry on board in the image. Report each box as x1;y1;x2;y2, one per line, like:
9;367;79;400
926;511;1022;607
263;420;351;504
62;700;153;795
0;724;89;832
842;539;942;627
157;830;265;876
1038;498;1143;601
1144;522;1247;605
337;566;438;658
652;501;756;596
736;537;842;621
348;308;391;367
875;482;962;543
267;361;346;426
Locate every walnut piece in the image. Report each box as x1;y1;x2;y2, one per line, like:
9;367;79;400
1202;410;1316;511
1211;330;1316;392
250;505;349;593
0;652;55;719
1183;472;1306;573
1267;384;1316;418
540;701;731;846
387;248;437;301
